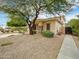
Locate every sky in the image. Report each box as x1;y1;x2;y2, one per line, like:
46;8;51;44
38;5;79;23
0;4;79;27
65;5;79;23
0;11;9;27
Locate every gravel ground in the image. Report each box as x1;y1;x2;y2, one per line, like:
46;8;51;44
73;35;79;49
0;34;64;59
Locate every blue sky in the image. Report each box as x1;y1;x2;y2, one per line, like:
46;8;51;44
0;11;9;27
0;5;79;27
65;5;79;22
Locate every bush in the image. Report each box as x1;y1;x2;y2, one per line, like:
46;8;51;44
41;31;54;38
10;27;27;33
1;42;13;46
72;29;79;36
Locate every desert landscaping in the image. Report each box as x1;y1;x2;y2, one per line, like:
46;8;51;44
0;34;64;59
0;0;79;59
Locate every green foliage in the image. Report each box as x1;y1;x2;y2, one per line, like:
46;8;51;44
7;16;26;27
2;0;69;21
68;19;79;29
1;40;13;47
10;27;27;33
68;19;79;36
72;29;79;36
1;42;13;46
46;0;69;14
0;27;3;31
1;0;69;35
41;31;54;38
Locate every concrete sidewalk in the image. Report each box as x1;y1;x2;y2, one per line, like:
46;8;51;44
57;35;79;59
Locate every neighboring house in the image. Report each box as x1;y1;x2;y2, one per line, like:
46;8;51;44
35;16;65;35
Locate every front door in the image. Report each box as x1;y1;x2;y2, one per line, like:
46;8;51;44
46;23;50;31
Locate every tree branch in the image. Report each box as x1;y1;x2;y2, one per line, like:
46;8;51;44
32;6;42;24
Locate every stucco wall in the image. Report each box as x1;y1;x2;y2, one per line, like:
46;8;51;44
41;20;56;34
54;21;62;35
36;19;65;35
50;21;55;33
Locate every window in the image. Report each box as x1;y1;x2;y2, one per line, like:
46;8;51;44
46;23;50;30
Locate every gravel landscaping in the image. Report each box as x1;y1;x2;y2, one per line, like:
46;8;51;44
73;35;79;49
0;34;64;59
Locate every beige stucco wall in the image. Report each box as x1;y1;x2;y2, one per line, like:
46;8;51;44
50;21;55;33
36;19;65;35
43;21;55;31
54;21;62;35
36;22;42;33
42;20;56;34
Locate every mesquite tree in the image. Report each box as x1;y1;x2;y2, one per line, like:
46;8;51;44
2;0;69;35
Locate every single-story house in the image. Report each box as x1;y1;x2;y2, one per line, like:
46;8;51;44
35;16;65;35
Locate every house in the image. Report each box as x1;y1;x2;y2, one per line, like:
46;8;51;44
35;16;65;35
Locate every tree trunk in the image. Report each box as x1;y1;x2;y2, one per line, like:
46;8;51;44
28;24;36;35
32;24;36;34
29;25;33;35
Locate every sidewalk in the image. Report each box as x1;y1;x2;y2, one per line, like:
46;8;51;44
57;35;79;59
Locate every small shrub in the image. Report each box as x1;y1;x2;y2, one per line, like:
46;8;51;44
10;27;27;33
1;42;13;46
41;31;54;38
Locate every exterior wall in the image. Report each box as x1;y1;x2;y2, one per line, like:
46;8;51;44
36;20;56;34
35;17;65;35
50;21;55;33
43;21;55;32
36;22;43;33
43;22;46;31
55;21;62;35
60;16;65;34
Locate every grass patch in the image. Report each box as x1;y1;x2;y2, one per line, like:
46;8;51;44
1;42;13;46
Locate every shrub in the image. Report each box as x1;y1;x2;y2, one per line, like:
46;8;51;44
72;29;79;36
41;31;54;38
10;27;27;33
1;42;13;46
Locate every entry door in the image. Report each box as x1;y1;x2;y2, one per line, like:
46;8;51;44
46;23;50;30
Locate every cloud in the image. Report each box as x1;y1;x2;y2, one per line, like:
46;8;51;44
71;5;77;9
65;5;79;23
0;11;9;26
65;13;79;23
0;0;4;3
65;15;77;22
